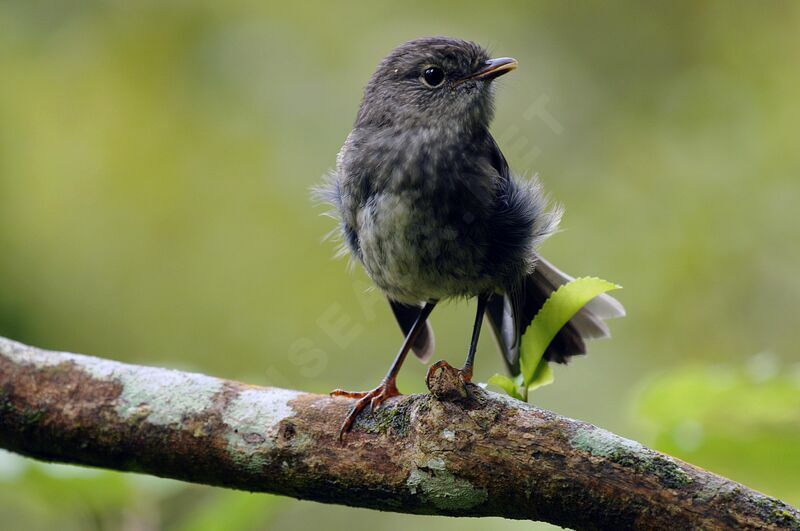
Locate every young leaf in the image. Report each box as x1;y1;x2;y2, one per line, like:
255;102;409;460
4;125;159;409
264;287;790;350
488;374;525;401
519;277;621;386
526;357;555;392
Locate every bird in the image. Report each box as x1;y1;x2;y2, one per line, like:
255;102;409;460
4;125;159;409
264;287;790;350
317;36;624;436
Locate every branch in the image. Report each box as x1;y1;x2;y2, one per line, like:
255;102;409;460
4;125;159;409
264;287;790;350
0;337;797;530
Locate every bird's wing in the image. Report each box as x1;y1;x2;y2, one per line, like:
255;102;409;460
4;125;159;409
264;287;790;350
484;130;511;180
388;299;435;362
481;132;624;371
482;132;528;375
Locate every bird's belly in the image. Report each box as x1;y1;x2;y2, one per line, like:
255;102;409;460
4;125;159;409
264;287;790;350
357;193;494;303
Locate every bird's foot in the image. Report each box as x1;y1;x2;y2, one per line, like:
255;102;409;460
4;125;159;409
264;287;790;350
425;360;471;400
330;380;401;439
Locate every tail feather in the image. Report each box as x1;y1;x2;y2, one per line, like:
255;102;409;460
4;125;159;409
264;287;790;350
487;253;625;376
532;255;626;321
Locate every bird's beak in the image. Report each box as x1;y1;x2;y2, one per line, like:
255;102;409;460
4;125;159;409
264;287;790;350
465;57;518;81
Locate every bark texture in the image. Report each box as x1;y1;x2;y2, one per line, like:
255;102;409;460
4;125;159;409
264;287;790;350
0;336;798;530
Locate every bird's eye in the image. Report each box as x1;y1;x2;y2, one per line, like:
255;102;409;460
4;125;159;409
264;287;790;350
421;66;445;87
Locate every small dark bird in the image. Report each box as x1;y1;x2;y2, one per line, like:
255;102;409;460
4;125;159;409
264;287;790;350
318;37;624;435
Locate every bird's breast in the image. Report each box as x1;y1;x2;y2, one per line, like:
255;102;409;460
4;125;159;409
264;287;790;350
355;188;496;303
337;126;506;302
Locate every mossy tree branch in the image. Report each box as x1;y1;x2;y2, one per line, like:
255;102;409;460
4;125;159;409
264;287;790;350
0;336;797;530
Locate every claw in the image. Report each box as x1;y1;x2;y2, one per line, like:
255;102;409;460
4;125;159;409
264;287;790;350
370;396;382;410
426;360;472;385
425;360;471;400
332;380;401;440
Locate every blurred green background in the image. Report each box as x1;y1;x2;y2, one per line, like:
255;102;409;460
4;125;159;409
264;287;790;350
1;1;798;529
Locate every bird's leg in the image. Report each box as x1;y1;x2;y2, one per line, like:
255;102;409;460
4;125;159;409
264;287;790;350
425;294;489;394
331;300;437;438
459;293;490;382
427;294;489;387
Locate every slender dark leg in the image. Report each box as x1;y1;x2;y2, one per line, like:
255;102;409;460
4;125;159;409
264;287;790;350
331;300;437;438
460;293;490;380
425;294;489;389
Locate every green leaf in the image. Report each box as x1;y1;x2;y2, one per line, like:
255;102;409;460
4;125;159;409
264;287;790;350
519;277;621;385
526;357;555;392
488;373;525;401
489;276;621;402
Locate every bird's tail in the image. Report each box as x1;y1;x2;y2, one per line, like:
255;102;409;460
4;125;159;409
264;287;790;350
486;254;625;375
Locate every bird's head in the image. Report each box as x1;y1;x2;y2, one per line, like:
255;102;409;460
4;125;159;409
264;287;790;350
355;37;517;132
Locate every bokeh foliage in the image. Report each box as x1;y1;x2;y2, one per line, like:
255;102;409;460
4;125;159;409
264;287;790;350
1;1;798;529
635;357;800;506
